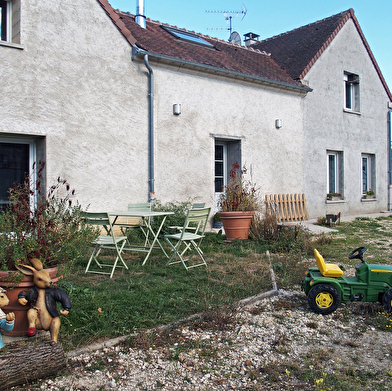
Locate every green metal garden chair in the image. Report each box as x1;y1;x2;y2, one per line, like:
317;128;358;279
168;203;206;233
164;207;211;270
120;203;152;246
83;212;128;278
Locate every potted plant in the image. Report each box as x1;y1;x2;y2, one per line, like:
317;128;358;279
326;192;342;201
364;189;375;199
212;213;223;229
218;162;260;240
0;161;96;336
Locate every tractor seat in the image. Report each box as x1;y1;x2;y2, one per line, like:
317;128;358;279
314;249;344;277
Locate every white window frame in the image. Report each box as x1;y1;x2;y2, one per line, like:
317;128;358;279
0;0;20;45
214;143;227;208
0;0;11;42
0;137;37;209
327;150;343;197
362;153;375;195
344;72;360;113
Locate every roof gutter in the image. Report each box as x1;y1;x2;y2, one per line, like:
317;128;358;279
132;46;312;94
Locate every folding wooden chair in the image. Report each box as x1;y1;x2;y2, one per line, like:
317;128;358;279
164;207;211;270
83;212;128;278
120;203;152;246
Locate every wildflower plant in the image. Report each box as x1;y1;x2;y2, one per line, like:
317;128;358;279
0;161;97;273
218;162;260;212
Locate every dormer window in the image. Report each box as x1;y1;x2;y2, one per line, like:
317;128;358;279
344;72;360;112
161;25;215;49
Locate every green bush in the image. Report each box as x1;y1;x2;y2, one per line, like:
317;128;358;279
150;199;195;235
0;161;97;273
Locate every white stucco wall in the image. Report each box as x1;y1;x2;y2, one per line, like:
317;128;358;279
1;0;149;211
147;63;305;210
0;0;306;214
302;19;390;218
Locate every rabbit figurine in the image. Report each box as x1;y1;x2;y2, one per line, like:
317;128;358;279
0;287;15;349
16;259;71;343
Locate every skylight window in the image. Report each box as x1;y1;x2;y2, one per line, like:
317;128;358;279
162;26;215;49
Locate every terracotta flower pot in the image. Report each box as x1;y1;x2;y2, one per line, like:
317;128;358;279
0;267;60;337
219;211;255;241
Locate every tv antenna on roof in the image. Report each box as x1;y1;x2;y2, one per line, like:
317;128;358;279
206;4;247;41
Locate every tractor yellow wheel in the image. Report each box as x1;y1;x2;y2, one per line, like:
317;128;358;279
315;292;334;308
308;284;341;314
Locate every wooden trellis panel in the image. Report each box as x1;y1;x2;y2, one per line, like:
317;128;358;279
265;193;309;222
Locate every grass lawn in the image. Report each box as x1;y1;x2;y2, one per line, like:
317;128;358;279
56;215;392;352
57;233;275;351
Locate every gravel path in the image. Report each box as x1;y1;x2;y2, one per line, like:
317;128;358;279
25;289;392;391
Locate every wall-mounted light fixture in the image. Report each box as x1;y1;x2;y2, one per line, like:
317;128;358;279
173;104;181;115
275;119;282;129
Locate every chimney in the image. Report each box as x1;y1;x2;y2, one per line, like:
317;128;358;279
244;32;260;47
135;0;146;29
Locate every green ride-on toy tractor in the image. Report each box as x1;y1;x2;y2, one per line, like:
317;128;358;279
301;247;392;315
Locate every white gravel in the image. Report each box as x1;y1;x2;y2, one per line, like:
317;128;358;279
27;289;392;391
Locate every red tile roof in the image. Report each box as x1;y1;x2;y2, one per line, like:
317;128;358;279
253;9;392;101
96;0;308;92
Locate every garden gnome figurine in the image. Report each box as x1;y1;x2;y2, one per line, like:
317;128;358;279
0;287;15;349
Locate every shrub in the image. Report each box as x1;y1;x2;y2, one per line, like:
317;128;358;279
150;199;195;235
0;162;97;273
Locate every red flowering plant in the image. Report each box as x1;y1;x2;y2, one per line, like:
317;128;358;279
218;162;260;212
0;161;97;275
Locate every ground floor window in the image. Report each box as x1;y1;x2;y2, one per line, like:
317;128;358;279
327;150;344;197
214;138;241;207
0;136;44;210
362;153;375;195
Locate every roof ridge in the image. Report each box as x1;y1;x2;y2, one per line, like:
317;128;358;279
299;9;352;79
261;9;351;43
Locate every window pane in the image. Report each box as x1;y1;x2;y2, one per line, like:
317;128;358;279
0;1;6;41
0;143;29;207
215;161;223;177
215;145;223;160
345;83;352;109
215;178;224;193
328;155;336;193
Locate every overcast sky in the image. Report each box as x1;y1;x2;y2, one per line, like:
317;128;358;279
109;0;392;92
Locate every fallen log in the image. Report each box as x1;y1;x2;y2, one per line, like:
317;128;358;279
0;340;67;390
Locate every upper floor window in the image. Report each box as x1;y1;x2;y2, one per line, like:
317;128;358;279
0;0;20;44
0;0;10;41
344;72;360;112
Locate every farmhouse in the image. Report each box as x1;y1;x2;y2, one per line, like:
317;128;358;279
1;0;391;220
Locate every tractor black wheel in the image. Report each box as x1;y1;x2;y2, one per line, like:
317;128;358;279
382;289;392;312
308;284;341;315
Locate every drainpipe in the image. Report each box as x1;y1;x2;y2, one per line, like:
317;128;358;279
144;54;155;203
388;104;392;210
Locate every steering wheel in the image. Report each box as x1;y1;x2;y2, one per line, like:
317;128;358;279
349;246;367;268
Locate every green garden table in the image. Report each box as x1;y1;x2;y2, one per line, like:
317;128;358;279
109;210;174;265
